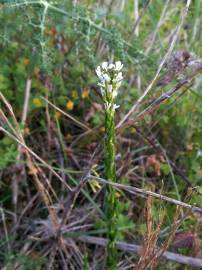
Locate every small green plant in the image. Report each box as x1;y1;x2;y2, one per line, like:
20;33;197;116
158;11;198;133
3;251;46;270
95;61;123;269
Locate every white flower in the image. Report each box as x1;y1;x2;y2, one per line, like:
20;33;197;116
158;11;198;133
102;73;111;83
113;104;120;111
101;62;108;69
117;72;123;80
113;72;123;83
95;61;123;108
115;81;122;90
115;61;123;71
106;84;113;93
108;63;115;69
100;87;105;96
98;82;105;88
104;102;120;111
95;66;102;78
112;90;118;98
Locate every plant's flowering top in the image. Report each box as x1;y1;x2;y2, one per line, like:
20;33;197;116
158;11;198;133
95;61;123;111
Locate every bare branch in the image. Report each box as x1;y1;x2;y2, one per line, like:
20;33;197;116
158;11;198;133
87;175;202;214
78;236;202;268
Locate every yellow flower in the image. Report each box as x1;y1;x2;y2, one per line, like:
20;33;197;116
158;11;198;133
33;98;43;108
81;88;89;99
66;100;74;111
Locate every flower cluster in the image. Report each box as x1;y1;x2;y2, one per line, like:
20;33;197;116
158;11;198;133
95;61;123;111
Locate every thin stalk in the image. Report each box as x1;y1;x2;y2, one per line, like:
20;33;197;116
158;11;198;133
105;107;118;269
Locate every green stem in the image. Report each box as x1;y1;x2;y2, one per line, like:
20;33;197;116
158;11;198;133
105;106;118;269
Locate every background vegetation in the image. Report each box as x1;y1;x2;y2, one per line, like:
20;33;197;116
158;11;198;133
1;0;202;269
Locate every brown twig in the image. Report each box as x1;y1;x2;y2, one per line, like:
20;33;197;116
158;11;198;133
78;235;202;268
86;175;202;214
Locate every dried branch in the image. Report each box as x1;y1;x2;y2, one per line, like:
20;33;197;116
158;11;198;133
78;236;202;268
86;175;202;214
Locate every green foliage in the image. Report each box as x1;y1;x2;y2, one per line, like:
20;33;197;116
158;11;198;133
95;198;134;241
83;254;90;270
3;252;46;270
0;137;17;169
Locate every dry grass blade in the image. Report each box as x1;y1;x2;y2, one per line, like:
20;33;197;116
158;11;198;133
145;0;170;55
41;96;92;131
134;191;165;270
133;191;191;270
0;92;67;239
21;78;32;125
0;126;72;192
